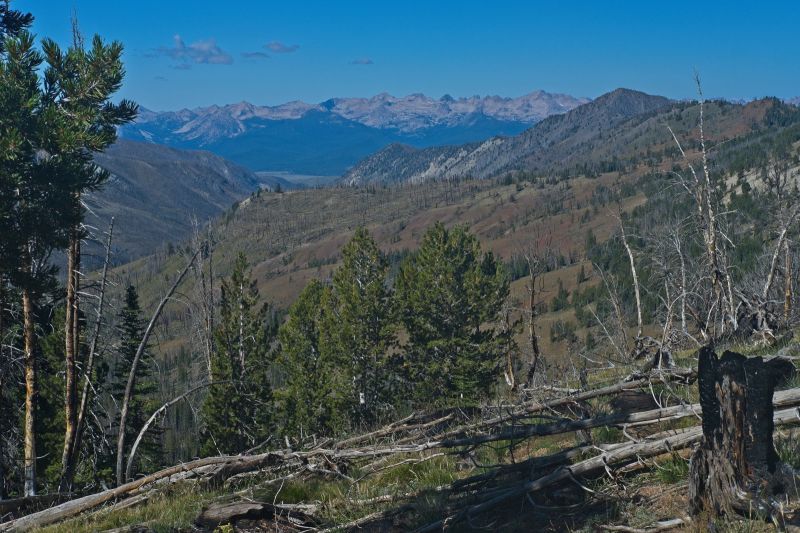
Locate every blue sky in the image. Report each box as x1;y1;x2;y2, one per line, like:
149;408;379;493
22;1;800;111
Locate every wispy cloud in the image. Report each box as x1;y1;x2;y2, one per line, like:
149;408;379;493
242;51;270;60
266;41;299;54
154;75;168;81
154;35;234;68
349;57;374;65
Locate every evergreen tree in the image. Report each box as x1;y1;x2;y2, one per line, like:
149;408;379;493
327;227;396;427
276;279;348;437
395;223;512;405
111;285;161;476
0;4;75;495
200;253;275;456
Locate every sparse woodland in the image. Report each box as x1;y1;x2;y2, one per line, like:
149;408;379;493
4;2;800;532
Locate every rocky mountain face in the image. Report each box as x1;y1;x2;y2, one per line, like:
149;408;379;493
121;91;589;175
342;89;672;185
87;139;289;263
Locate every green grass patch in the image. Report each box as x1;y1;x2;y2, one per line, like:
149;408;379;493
654;455;689;484
39;483;221;533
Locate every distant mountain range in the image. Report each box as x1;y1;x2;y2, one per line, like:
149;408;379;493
96;88;798;265
121;91;589;175
343;89;671;185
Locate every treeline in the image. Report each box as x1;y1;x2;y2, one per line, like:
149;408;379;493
199;223;514;454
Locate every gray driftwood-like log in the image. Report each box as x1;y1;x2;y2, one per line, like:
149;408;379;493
195;500;318;530
688;346;796;523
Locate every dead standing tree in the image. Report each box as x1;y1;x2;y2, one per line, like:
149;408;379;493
518;231;553;388
190;218;215;383
115;249;199;486
667;76;738;338
60;218;115;491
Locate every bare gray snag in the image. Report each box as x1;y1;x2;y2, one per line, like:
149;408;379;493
61;217;114;492
115;249;199;487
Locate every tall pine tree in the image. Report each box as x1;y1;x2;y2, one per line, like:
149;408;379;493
200;253;275;456
276;279;348;438
111;285;161;478
327;227;396;427
395;223;512;405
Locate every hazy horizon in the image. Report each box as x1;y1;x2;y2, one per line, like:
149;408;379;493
22;0;800;110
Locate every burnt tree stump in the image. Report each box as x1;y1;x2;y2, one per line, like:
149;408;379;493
689;346;795;524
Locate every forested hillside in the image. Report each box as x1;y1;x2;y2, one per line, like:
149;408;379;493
4;1;800;531
103;92;800;466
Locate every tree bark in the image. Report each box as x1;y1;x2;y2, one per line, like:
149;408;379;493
61;218;114;492
619;218;643;341
0;279;4;500
22;283;36;497
785;239;793;325
524;256;542;386
688;346;795;523
60;227;79;490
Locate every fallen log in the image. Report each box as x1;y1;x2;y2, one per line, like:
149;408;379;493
7;373;799;532
195;500;318;530
412;404;800;532
433;368;696;442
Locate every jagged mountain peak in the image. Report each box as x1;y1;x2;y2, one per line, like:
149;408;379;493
121;89;590;174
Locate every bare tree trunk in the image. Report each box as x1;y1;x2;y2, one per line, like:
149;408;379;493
689;346;794;524
238;280;245;374
785;239;793;325
61;218;114;492
125;381;228;481
192;220;215;382
668;79;736;335
60;227;79;490
501;307;515;389
525;271;541;385
116;250;199;486
0;279;4;500
22;281;36;497
619;218;643;341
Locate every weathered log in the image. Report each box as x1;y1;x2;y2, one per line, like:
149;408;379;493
688;346;796;523
414;404;800;532
195;500;318;530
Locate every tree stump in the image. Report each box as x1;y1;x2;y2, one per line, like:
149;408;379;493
689;346;795;524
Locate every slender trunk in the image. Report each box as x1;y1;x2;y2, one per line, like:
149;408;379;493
238;281;245;375
125;381;227;482
22;282;36;497
116;250;198;486
619;220;643;341
759;205;799;335
525;266;541;387
502;308;515;389
677;238;689;338
207;225;214;375
60;227;79;489
62;219;113;491
0;280;5;500
785;239;793;324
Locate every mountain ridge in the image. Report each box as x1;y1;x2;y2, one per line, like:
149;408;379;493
342;88;672;185
121;90;589;174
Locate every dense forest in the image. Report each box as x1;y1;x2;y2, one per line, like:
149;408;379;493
3;2;800;531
